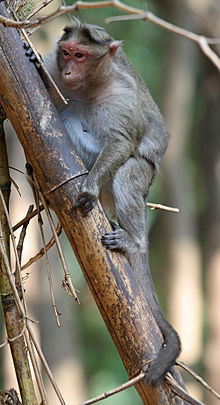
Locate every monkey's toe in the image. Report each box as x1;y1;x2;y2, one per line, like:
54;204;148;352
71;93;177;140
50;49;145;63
101;229;126;251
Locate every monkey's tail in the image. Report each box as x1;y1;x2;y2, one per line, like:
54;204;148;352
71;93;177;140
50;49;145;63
129;251;181;387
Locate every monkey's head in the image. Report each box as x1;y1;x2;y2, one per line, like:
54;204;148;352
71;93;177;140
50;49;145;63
57;21;123;90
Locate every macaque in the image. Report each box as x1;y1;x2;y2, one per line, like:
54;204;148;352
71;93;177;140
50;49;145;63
26;20;181;386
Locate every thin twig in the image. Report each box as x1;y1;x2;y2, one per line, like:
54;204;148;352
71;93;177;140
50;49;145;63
0;0;220;70
0;339;9;349
0;221;26;317
10;177;22;197
21;222;62;271
166;373;205;405
1;1;219;70
26;326;66;405
29;174;61;327
38;213;61;327
12;4;68;108
26;0;54;19
177;360;220;400
9;166;25;175
16;205;34;265
16;204;48;405
198;36;220;72
12;204;44;232
0;188;28;312
0;221;65;405
80;371;145;405
147;202;179;213
81;368;204;405
25;330;48;404
32;173;80;304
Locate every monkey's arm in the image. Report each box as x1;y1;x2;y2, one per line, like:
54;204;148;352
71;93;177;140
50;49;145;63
76;135;135;213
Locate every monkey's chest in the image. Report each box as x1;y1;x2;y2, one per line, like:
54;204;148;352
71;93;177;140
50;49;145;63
60;107;102;170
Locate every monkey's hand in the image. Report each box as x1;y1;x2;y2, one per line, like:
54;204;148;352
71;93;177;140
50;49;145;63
23;43;42;70
75;191;97;214
75;178;99;214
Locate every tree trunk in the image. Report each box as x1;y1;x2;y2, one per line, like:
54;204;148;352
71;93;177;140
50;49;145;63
0;4;185;403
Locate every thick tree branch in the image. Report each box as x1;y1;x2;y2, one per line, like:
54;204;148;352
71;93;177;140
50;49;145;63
0;4;185;404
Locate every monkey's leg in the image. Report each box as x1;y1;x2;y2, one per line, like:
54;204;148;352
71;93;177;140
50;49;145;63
102;157;181;386
102;156;154;254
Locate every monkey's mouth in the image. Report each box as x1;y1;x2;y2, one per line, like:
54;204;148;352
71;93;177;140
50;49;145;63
65;81;81;90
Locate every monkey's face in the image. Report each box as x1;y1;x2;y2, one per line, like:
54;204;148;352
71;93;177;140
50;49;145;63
58;41;94;90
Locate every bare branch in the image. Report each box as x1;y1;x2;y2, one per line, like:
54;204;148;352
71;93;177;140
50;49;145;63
105;12;220;71
21;222;62;271
177;361;220;400
0;339;8;349
38;211;61;327
80;367;206;405
0;221;66;405
0;188;28;312
80;371;146;405
166;373;205;405
147;202;179;213
0;1;219;70
198;36;220;71
16;205;34;265
13;204;44;232
26;0;54;20
22;30;67;106
32;173;80;305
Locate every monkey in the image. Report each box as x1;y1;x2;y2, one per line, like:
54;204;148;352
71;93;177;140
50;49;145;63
25;19;181;386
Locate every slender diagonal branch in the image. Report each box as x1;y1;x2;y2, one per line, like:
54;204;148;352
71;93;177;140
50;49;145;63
0;1;219;70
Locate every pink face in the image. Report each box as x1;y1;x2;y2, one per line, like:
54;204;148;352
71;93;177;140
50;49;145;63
60;41;93;89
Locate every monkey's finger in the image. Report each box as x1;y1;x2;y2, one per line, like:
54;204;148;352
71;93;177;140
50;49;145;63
74;198;96;214
74;195;89;206
82;202;95;215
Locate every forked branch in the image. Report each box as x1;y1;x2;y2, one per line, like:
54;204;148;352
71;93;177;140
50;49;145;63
0;0;219;71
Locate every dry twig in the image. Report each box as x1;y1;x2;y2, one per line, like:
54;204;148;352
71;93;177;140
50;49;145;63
16;205;34;264
147;202;179;213
177;360;220;400
0;188;27;313
32;173;80;304
38;213;61;327
21;221;62;270
166;373;205;405
0;1;219;71
13;204;44;231
0;221;66;405
28;173;61;326
80;372;146;405
80;367;205;405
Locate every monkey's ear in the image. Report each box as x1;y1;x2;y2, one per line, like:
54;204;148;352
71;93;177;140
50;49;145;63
109;40;123;57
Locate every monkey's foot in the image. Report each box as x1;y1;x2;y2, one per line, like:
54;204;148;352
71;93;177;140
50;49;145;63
102;221;145;253
101;223;134;252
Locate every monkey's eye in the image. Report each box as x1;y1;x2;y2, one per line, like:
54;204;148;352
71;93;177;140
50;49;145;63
75;52;84;59
63;49;70;56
